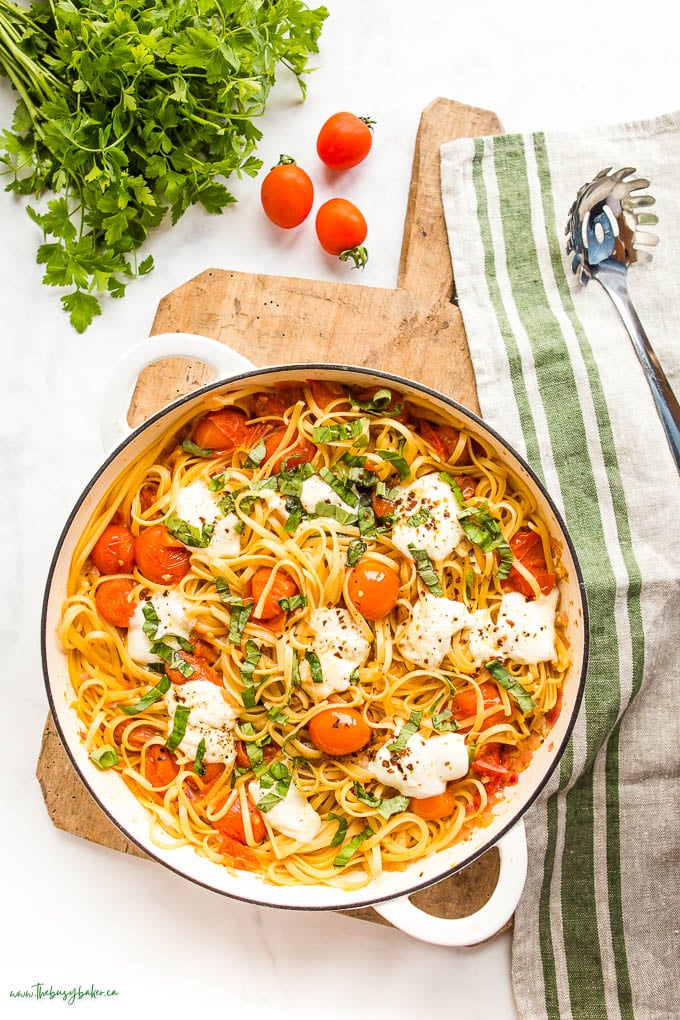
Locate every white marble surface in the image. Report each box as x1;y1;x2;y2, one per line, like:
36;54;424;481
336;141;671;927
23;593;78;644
3;1;679;1015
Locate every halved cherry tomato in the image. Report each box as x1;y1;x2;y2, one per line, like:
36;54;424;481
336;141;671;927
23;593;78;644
449;681;503;731
456;475;478;500
113;722;159;748
315;198;368;267
95;578;137;628
371;489;397;519
139;484;159;516
183;762;226;801
471;743;517;795
410;785;457;821
262;429;316;473
317;112;374;171
503;527;556;599
250;567;299;620
135;524;191;585
260;157;314;229
144;745;180;788
418;419;462;463
308;379;346;409
213;794;267;844
192;408;248;453
347;560;400;621
308;707;372;756
188;630;217;663
235;740;278;772
219;833;260;871
165;651;223;687
252;387;303;419
91;523;136;575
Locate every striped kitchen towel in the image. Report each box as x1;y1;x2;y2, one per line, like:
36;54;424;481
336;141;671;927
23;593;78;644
440;113;680;1019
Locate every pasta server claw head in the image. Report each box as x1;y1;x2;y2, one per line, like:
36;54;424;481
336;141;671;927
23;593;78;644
565;166;659;285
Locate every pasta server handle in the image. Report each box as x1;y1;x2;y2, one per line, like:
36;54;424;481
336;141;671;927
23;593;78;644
100;332;256;453
372;818;527;946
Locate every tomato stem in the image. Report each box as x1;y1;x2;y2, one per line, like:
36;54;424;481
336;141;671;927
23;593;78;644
339;246;368;269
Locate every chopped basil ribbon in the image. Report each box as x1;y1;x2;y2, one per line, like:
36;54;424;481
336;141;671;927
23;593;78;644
239;640;262;708
485;659;536;715
142;601;159;640
150;640;196;678
276;461;314;496
182;436;214;458
358;505;377;537
346;538;367;567
165;705;190;751
408;544;444;596
283;497;307;532
376;448;410;481
240;722;271;777
245;438;266;467
387;710;423;752
313;502;359;526
215;577;253;644
457;503;513;579
208;472;229;491
438;471;466;507
318;466;360;507
290;649;301;688
375;480;400;500
405;506;432;528
353;782;410;819
339;452;367;468
248;477;280;493
278;593;308;612
333;825;374;868
313;418;367;443
165;514;214;549
327;812;348;847
465;570;474;600
89;745;119;769
349;389;395;414
193;738;207;776
267;706;289;725
122;674;171;715
255;760;292;812
431;707;458;732
305;650;324;684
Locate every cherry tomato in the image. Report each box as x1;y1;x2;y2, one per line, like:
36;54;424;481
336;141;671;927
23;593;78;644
316;112;374;171
347;560;400;621
315;198;368;267
95;578;137;628
250;567;299;620
91;523;136;575
263;428;316;473
213;794;267;844
235;739;278;772
418;419;462;463
503;527;556;598
471;743;517;795
455;475;478;500
449;681;503;731
260;156;314;229
308;707;372;756
183;762;226;801
219;833;260;871
144;745;180;788
252;386;303;419
308;379;346;409
410;785;457;821
165;651;223;687
113;722;159;748
192;408;248;453
371;489;397;519
135;524;191;585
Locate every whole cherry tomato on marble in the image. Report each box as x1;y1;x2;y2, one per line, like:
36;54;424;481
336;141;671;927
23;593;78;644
315;198;368;268
260;155;314;229
316;112;375;171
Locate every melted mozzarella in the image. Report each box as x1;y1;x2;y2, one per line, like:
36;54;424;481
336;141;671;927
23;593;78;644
398;593;472;668
366;730;469;799
465;589;559;665
163;680;237;765
300;607;371;700
255;487;289;520
391;473;464;563
300;475;354;516
249;779;322;842
174;480;241;558
127;591;193;664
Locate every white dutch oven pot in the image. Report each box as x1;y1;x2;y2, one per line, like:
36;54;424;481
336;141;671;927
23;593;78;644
42;333;589;946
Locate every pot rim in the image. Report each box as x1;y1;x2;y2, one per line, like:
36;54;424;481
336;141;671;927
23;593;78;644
40;360;589;912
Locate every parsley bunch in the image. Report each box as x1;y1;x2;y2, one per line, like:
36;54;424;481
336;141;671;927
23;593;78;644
0;0;328;331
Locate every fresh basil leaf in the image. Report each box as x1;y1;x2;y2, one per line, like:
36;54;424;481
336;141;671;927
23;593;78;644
166;705;190;751
122;675;171;715
405;506;432;528
314;502;359;526
89;745;119;769
182;437;214;458
358;505;377;537
408;544;443;596
327;812;348;847
245;438;266;467
313;418;367;443
208;473;229;492
318;466;360;507
267;706;289;725
353;782;409;819
387;710;423;753
255;760;291;812
333;825;374;868
150;641;196;678
346;539;367;567
229;602;252;644
276;462;315;497
457;503;513;579
278;593;308;612
240;721;268;776
239;640;262;708
290;649;301;687
431;708;458;732
376;449;410;481
193;738;207;776
165;514;215;549
305;650;323;684
485;659;536;714
142;601;159;640
438;471;466;507
348;389;394;414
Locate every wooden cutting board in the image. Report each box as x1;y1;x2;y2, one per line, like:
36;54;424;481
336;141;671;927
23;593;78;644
37;97;508;934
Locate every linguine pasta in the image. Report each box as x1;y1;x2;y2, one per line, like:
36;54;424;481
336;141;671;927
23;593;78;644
60;378;571;890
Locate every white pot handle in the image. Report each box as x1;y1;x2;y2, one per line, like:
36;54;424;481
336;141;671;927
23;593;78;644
372;819;527;946
100;332;257;453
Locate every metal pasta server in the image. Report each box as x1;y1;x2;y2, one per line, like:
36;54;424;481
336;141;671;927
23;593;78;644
566;166;680;472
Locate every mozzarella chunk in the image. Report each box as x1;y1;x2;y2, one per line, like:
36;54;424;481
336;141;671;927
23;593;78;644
300;475;354;516
398;593;472;668
174;480;241;558
366;730;469;799
249;779;322;842
300;607;371;700
255;486;289;520
127;591;194;664
391;473;464;563
163;680;237;765
465;589;559;665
